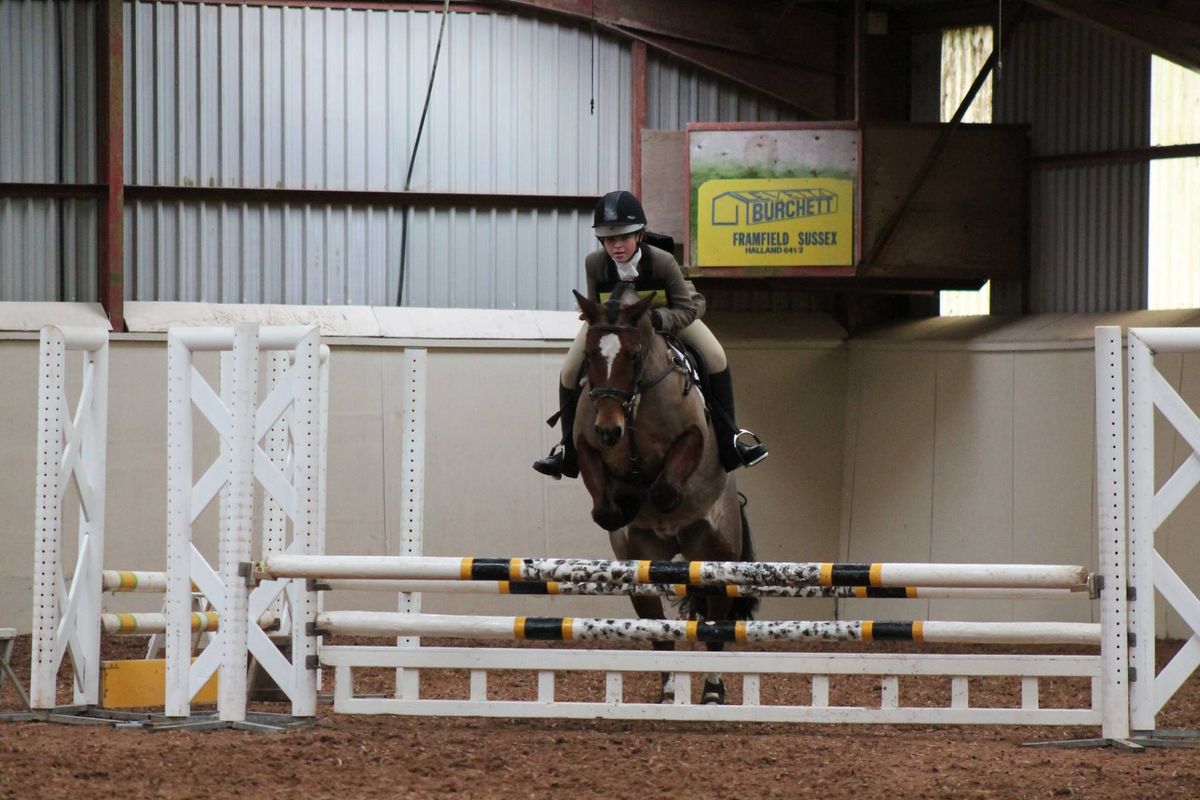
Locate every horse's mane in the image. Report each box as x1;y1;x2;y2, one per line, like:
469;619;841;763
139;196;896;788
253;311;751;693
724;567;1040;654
600;283;651;326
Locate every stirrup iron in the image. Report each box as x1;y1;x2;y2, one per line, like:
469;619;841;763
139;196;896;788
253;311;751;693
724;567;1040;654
734;429;768;467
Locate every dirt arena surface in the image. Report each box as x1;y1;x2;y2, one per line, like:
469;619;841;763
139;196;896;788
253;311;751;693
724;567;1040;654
3;635;1199;799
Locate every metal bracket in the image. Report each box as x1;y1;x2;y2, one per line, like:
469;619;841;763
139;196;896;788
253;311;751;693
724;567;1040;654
238;561;256;587
1127;585;1137;601
305;655;320;671
1088;573;1104;598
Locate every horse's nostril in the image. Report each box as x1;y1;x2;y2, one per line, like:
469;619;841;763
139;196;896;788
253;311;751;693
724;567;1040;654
597;425;623;447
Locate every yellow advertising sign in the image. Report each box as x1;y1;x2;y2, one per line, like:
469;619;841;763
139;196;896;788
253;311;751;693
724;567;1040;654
696;178;854;267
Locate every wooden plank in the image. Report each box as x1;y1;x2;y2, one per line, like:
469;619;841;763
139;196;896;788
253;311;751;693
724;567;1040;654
860;124;1026;280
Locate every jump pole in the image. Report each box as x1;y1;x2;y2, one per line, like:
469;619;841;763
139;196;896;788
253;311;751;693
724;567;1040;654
315;578;1081;599
315;611;1102;646
257;555;1090;590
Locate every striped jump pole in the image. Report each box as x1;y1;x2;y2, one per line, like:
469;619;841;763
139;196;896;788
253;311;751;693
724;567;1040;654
258;555;1091;590
315;611;1102;646
314;578;1082;600
102;612;220;634
99;611;279;635
102;570;169;593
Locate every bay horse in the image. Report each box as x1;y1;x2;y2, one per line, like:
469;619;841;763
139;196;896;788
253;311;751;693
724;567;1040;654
571;287;756;704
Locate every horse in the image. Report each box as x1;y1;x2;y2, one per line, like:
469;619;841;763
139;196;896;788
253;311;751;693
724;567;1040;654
570;286;757;704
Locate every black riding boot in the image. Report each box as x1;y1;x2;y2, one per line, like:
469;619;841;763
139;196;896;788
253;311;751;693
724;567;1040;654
532;384;580;479
708;368;768;472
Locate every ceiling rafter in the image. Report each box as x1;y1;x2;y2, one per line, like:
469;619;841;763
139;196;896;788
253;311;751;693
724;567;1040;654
489;0;845;118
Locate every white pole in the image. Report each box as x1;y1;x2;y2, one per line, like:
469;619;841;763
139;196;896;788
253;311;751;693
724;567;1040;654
165;332;194;716
218;323;260;722
397;348;427;701
1126;330;1156;733
74;335;108;706
1094;326;1130;741
30;327;68;709
287;329;322;717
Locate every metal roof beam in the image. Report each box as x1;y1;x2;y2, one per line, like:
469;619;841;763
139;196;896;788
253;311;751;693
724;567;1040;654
1028;0;1200;72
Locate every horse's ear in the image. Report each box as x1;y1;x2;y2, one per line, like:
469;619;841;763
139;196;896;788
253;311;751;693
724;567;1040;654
626;290;656;323
574;289;600;323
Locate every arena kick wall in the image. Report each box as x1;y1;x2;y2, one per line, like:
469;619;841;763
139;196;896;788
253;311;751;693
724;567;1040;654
2;302;1199;637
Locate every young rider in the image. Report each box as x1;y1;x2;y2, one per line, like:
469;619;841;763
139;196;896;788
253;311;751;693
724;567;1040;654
533;189;768;479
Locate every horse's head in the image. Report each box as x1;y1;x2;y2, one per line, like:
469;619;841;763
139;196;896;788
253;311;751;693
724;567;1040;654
573;287;657;448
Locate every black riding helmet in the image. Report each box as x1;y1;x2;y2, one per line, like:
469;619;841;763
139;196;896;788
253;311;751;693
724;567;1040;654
593;190;647;238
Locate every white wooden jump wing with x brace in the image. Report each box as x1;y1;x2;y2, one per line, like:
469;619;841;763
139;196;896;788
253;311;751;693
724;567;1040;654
1124;327;1200;734
165;324;324;720
30;326;109;710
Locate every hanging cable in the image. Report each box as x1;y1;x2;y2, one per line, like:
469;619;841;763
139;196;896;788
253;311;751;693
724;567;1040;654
396;0;452;307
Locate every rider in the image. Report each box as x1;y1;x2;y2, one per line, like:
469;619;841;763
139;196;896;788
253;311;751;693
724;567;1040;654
533;189;768;480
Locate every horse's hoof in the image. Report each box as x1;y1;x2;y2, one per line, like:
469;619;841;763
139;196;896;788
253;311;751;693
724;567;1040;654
650;482;682;513
701;679;726;705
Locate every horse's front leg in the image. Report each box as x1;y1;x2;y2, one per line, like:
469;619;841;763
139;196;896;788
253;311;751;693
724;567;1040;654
578;440;638;531
649;426;704;513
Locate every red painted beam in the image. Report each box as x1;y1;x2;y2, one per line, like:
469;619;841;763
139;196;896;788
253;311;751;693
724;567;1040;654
97;0;124;331
631;40;646;197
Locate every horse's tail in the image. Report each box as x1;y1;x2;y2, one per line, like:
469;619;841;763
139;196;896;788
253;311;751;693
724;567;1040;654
730;495;759;621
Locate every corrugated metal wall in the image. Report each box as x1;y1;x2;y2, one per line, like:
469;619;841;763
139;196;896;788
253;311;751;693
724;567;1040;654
994;17;1151;312
122;4;625;308
1148;56;1200;310
645;53;798;129
0;0;802;310
0;0;97;301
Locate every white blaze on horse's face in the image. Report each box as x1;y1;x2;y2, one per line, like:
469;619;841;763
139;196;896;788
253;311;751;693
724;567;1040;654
599;332;621;381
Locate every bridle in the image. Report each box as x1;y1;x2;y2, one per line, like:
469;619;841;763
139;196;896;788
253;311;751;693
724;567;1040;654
584;322;694;480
